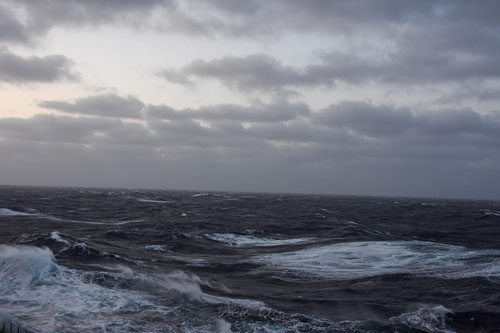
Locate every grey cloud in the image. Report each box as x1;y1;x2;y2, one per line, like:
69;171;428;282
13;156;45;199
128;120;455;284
157;69;194;85
39;94;145;119
147;99;310;122
162;48;500;92
0;50;78;84
159;54;334;92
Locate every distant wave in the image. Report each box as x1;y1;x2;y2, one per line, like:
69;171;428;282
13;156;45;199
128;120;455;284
0;207;144;225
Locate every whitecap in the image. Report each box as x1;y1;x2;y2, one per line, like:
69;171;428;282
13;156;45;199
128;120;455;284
136;198;169;203
204;233;313;247
145;245;169;252
192;193;209;197
482;209;500;216
50;231;70;245
0;208;32;216
255;240;500;280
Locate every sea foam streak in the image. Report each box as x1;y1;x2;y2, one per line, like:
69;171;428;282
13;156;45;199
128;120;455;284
255;240;500;280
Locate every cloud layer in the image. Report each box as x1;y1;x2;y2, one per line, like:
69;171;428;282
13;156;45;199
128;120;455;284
40;94;145;119
2;94;499;197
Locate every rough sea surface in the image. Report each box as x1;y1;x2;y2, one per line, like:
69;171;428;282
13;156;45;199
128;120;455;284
1;186;500;332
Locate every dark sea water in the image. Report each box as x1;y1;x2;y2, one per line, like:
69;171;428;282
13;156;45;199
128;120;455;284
1;186;500;332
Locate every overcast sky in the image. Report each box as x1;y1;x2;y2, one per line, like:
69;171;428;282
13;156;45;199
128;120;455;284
1;0;499;199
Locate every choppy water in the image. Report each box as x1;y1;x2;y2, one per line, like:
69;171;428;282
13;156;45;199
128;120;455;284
1;186;500;332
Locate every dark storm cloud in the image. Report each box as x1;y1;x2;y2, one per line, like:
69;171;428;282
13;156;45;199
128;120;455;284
191;0;500;40
0;50;78;84
2;0;498;42
0;0;435;40
2;0;499;92
153;1;500;92
39;94;145;119
163;0;435;37
315;101;500;142
0;3;28;43
435;85;500;104
2;0;174;39
314;102;416;138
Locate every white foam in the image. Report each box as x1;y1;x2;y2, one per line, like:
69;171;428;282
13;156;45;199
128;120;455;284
204;233;313;247
0;208;31;216
136;199;169;203
50;231;70;245
255;240;500;280
145;245;169;252
88;263;134;274
172;256;208;267
215;319;233;333
390;305;454;333
482;209;500;216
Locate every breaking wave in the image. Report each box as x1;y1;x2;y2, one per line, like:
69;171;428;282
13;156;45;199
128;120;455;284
0;245;268;332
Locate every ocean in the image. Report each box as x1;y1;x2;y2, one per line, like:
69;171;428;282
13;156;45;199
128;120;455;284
0;186;499;332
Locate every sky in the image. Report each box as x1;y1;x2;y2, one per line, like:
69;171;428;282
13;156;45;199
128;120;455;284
0;0;499;200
